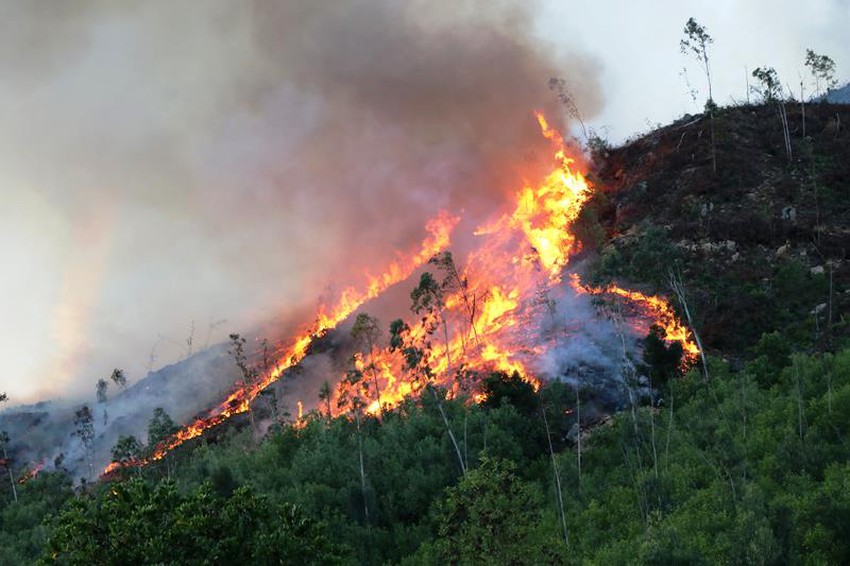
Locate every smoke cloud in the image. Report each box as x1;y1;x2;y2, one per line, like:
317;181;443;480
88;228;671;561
0;0;601;403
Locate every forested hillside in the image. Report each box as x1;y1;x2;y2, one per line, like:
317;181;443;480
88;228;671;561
3;99;849;565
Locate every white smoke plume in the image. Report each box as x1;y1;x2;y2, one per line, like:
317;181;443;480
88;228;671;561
0;0;601;404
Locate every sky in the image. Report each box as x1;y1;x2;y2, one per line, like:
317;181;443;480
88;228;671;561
0;0;847;405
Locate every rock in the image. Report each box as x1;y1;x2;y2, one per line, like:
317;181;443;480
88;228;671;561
775;241;791;258
781;206;797;222
811;265;825;275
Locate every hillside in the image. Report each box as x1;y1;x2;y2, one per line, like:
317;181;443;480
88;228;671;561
3;102;850;564
587;101;849;354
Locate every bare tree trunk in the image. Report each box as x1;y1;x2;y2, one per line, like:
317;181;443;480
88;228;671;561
793;360;805;446
439;308;452;377
575;383;582;492
709;112;717;175
542;407;568;546
665;383;674;474
2;446;16;503
777;101;792;162
356;412;370;525
669;272;709;381
367;343;384;418
429;386;466;474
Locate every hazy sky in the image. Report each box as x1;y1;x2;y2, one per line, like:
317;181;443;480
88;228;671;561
541;0;848;140
0;0;846;405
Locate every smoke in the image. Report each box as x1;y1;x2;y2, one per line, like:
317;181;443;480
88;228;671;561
0;0;601;404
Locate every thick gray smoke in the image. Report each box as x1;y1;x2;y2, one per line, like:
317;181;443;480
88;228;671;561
0;0;601;404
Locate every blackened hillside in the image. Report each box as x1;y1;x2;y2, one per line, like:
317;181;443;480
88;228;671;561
585;102;849;356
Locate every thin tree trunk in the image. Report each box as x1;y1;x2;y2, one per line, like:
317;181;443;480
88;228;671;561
356;412;370;525
665;383;674;474
542;407;569;546
439;309;452;377
429;386;466;474
794;360;805;446
575;383;582;491
669;272;709;381
368;343;384;418
2;446;16;503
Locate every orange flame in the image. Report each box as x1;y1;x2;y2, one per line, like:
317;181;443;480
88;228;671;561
333;112;590;415
102;211;458;475
569;274;700;362
103;112;699;476
18;462;44;484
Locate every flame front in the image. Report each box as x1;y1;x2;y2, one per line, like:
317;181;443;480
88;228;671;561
103;211;458;473
334;113;585;414
569;275;700;362
103;112;700;475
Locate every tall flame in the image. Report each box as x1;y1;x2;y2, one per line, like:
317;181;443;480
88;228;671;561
104;112;699;475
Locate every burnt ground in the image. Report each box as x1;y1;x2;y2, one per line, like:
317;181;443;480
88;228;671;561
579;101;850;358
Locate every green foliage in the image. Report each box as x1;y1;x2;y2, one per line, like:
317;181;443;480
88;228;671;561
481;370;539;415
572;193;609;252
426;456;567;565
0;472;73;565
639;324;684;388
680;17;714;104
110;435;142;465
751;67;782;102
10;335;850;564
804;49;837;95
42;478;345;565
147;407;178;447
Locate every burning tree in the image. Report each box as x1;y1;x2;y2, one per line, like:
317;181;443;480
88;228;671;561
111;435;143;477
73;405;95;479
389;319;466;474
350;313;383;415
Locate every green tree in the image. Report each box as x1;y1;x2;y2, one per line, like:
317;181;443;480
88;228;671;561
639;325;684;388
147;407;178;447
481;371;539;416
0;392;16;503
680;17;714;105
95;378;108;426
72;405;94;479
111;436;142;466
805;49;837;96
751;66;782;102
41;478;347;564
428;456;565;564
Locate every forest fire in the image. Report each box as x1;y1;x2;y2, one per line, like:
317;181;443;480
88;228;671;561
569;275;700;362
103;112;699;476
18;463;44;484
